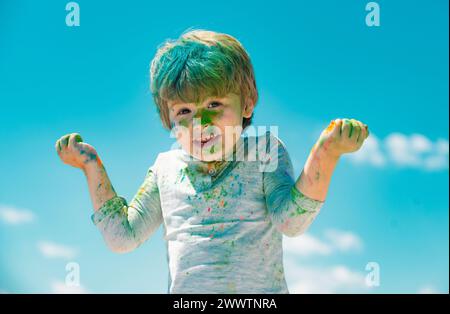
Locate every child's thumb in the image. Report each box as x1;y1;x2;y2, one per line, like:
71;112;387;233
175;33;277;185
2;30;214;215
68;133;83;150
75;134;83;143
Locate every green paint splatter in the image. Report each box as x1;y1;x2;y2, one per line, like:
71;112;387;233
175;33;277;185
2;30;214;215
199;108;220;125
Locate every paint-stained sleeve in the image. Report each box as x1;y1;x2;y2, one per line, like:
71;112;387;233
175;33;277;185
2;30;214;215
91;163;163;253
262;132;324;237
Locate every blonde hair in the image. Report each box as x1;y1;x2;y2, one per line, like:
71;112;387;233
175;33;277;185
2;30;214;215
150;29;258;130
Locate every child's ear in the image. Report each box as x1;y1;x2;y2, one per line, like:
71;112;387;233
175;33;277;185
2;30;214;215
242;97;255;118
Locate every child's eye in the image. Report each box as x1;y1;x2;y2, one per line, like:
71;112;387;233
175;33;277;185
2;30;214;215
177;108;191;116
208;101;222;109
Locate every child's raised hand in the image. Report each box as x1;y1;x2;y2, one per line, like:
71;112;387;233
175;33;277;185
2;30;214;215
315;118;370;158
55;133;100;169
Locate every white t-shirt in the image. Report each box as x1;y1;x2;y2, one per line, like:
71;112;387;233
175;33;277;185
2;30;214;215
92;131;324;293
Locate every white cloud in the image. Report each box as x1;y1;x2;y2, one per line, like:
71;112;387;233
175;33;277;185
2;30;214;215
283;229;363;257
284;258;370;293
38;241;77;260
0;205;35;225
324;229;363;252
436;138;450;154
51;280;87;294
283;230;369;293
348;132;448;171
348;134;386;167
417;285;441;294
385;133;434;166
283;233;332;257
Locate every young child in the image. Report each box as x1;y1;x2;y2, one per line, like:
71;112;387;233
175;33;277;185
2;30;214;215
55;30;369;293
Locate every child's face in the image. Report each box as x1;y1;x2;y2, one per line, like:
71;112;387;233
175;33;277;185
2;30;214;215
168;93;253;162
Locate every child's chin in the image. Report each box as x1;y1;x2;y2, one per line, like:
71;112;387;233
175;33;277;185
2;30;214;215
188;146;225;162
199;154;221;162
197;150;223;162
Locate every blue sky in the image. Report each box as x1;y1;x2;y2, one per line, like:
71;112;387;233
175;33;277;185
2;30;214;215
0;0;448;293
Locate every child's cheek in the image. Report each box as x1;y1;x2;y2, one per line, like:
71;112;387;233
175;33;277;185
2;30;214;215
220;115;244;155
216;108;240;127
171;120;192;148
177;118;190;129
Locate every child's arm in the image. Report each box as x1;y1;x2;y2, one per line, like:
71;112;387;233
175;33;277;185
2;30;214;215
55;133;163;253
296;118;369;202
263;119;369;237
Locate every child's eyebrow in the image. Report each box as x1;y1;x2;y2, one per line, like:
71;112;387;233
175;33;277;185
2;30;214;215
168;101;185;111
168;95;230;111
202;96;229;105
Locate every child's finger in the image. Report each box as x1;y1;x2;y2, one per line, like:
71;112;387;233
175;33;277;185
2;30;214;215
324;120;336;134
55;139;62;153
361;123;369;141
330;118;342;136
68;133;81;151
341;118;352;138
350;119;361;142
74;134;83;145
354;121;365;143
60;134;70;150
324;119;340;134
329;119;342;137
357;122;367;143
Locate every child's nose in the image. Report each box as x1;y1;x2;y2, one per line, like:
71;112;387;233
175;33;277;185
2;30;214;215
193;111;213;126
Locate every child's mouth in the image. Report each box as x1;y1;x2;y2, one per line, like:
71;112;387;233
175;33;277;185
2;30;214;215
193;134;221;149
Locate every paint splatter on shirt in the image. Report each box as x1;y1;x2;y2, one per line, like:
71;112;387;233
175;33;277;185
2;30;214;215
91;131;324;293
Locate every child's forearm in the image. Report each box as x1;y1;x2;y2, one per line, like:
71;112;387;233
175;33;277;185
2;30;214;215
295;145;340;203
82;155;163;253
82;157;117;211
